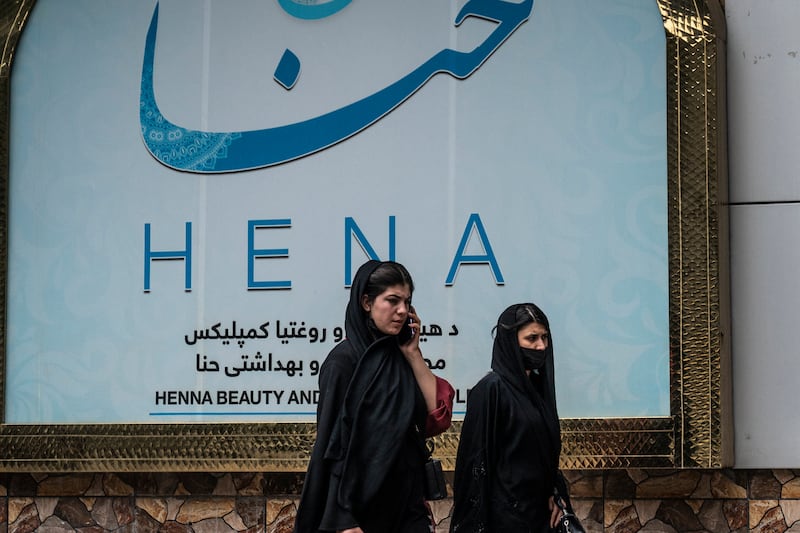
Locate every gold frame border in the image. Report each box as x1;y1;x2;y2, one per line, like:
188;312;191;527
0;0;730;471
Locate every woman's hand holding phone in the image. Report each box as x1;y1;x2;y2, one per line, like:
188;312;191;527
398;305;419;345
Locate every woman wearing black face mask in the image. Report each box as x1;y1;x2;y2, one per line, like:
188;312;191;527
450;303;568;532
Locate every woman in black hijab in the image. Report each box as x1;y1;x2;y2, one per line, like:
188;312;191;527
295;260;454;533
450;303;565;532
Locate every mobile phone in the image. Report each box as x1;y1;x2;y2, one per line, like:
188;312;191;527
398;318;414;344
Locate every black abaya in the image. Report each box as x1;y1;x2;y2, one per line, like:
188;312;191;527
294;261;433;533
450;303;562;533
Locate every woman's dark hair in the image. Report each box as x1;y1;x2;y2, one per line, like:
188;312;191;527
493;303;548;336
362;261;414;305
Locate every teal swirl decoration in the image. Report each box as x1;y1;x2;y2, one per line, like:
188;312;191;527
277;0;352;20
139;31;242;172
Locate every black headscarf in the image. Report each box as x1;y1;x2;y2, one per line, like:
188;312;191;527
296;260;429;532
450;302;562;532
492;303;561;470
322;260;426;512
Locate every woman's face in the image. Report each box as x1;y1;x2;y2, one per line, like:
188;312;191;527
362;283;412;336
517;321;550;350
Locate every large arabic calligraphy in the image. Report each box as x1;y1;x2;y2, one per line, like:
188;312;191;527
139;0;534;172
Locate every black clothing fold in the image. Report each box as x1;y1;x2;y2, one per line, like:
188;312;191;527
451;303;562;533
295;260;430;533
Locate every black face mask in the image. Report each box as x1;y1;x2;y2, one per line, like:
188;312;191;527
521;348;547;370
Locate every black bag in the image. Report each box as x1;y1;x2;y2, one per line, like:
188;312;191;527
423;457;447;500
420;438;447;500
553;491;586;533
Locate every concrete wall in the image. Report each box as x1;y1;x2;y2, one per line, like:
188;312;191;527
727;0;800;468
